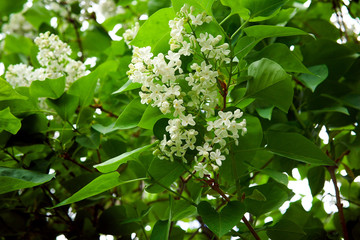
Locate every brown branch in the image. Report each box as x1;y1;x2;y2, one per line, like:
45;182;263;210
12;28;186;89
90;103;119;118
60;152;93;172
327;166;349;240
67;16;84;62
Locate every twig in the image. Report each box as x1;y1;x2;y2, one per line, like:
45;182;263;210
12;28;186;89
90;103;119;118
60;152;93;172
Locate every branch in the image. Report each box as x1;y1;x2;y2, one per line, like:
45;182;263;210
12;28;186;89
327;166;349;240
90;103;119;118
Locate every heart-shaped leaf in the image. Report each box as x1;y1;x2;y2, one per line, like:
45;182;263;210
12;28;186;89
197;201;245;237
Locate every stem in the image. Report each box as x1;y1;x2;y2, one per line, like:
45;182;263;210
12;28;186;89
219;13;232;25
327;166;349;240
242;216;261;240
231;19;249;40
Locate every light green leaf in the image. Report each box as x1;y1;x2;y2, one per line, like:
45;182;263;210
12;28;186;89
221;0;286;22
0;0;26;17
4;34;33;55
53;172;146;207
244;25;308;39
115;98;148;129
245;58;293;112
112;80;142;94
265;131;335;166
131;8;175;54
260;168;289;185
298;65;328;92
246;43;311;73
76;129;100;149
30;76;66;99
0;167;55;194
94;143;157;173
266;219;306;240
172;0;215;15
138;105;172;130
0;78;27;101
197;201;246;237
23;1;52;28
0;107;21;135
234;36;258;60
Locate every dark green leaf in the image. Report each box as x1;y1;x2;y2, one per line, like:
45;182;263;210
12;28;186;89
75;129;100;149
138;105;172;130
4;34;33;55
265;131;335;166
150;220;168;240
197;201;245;237
146;158;184;193
246;43;311;73
244;181;292;217
0;167;55;194
307;166;325;196
298;65;328;92
46;93;79;121
266;219;306;240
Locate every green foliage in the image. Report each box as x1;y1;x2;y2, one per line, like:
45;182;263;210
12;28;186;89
1;0;360;239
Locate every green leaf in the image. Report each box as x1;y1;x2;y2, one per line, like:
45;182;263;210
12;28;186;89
0;107;21;135
138;105;172;129
244;181;292;217
98;206;141;235
266;219;306;240
221;0;287;22
0;78;27;101
53;172;146;207
131;8;175;54
246;43;311;73
150;220;168;240
234;36;258;60
197;201;246;237
30;77;66;99
146;158;185;193
244;25;308;39
0;167;55;194
298;65;328;92
172;0;215;15
112;80;142;94
265;131;335;166
245;58;293;112
23;1;52;28
68;61;117;106
307;166;325;196
4;34;33;55
94;143;157;173
75;129;100;149
260;168;289;185
115;98;148;129
0;0;26;17
46;93;79;121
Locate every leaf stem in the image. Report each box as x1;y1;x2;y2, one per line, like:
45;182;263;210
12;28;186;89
219;13;232;25
231;19;249;40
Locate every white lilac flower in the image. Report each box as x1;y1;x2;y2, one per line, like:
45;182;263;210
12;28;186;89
123;22;140;46
2;12;36;39
5;32;88;89
210;149;226;166
194;161;210;178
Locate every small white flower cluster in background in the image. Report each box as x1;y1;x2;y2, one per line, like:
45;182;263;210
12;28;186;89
127;5;247;178
123;22;140;47
1;12;36;39
5;31;88;88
